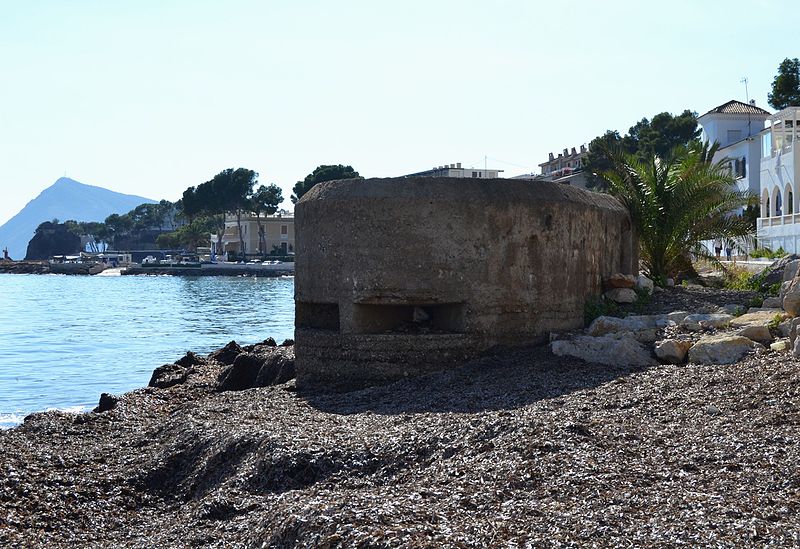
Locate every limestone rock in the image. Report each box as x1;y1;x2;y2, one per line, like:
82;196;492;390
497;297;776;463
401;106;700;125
688;334;760;364
790;318;800;348
782;277;800;317
636;274;654;293
778;319;792;338
729;310;785;344
587;315;668;337
605;273;636;289
717;304;745;316
771;339;790;352
667;311;689;323
666;278;675;287
782;259;800;282
762;297;783;309
604;288;637;304
654;339;692;364
793;335;800;358
780;280;792;301
550;336;657;367
681;313;734;332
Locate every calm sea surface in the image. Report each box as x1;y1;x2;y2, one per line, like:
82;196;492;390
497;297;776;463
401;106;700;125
0;273;295;428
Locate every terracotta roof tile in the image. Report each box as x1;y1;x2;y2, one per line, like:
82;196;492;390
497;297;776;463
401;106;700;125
702;100;771;117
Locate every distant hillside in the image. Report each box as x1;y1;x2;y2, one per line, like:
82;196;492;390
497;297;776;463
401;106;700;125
0;177;155;260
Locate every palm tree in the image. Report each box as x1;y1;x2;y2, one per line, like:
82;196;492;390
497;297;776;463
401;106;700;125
601;142;756;281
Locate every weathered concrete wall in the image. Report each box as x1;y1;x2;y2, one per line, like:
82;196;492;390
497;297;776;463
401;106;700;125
295;177;636;391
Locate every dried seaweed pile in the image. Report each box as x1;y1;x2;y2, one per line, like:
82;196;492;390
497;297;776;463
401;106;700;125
1;290;799;548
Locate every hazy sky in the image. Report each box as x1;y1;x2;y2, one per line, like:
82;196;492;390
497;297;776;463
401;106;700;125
0;0;795;225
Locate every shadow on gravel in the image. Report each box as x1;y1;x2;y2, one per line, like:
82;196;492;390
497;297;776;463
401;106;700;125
302;345;650;416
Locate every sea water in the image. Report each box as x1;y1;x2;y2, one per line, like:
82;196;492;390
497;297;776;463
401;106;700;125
0;273;295;428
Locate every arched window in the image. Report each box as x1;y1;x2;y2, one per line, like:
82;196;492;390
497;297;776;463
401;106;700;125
774;187;783;217
786;183;794;215
762;188;770;218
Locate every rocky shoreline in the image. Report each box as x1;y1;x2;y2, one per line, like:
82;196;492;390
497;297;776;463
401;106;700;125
2;285;799;547
0;260;50;274
0;261;294;277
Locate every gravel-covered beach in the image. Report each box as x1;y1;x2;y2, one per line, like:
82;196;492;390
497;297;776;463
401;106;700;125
2;287;799;548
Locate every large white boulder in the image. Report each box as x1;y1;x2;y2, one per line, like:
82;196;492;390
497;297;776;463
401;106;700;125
681;313;734;331
587;315;668;336
654;339;692;364
666;311;690;323
729;310;784;344
783;259;800;282
551;336;657;367
688;334;760;364
604;288;637;303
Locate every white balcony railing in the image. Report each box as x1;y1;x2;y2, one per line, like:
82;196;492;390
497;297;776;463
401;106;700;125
758;214;800;228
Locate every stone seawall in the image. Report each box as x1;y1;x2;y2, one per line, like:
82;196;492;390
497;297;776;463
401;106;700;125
0;261;50;274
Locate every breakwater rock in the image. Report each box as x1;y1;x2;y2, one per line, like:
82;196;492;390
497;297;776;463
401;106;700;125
0;260;50;274
1;287;799;547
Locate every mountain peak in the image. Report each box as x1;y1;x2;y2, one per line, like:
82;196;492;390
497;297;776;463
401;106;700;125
0;178;156;259
53;176;81;186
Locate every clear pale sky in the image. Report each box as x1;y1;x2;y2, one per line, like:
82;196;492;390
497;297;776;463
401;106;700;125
0;0;795;226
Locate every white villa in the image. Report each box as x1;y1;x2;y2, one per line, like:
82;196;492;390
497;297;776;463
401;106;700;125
757;106;800;252
699;99;800;253
699;100;771;214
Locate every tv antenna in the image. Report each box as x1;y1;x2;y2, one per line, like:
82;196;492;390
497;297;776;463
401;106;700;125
741;76;752;137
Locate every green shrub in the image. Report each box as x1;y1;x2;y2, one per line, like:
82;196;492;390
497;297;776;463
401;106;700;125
724;266;755;290
584;296;620;325
750;246;787;260
768;313;785;334
767;282;782;296
747;295;763;309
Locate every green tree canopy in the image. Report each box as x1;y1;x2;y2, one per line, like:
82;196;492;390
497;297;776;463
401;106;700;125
768;57;800;110
625;110;700;158
291;164;362;203
601;142;756;280
585;110;699;190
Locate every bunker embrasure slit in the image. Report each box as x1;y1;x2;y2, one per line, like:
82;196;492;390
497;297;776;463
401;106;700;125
352;303;466;334
297;302;340;332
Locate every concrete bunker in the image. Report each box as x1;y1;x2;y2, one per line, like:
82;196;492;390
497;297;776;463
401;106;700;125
294;177;636;391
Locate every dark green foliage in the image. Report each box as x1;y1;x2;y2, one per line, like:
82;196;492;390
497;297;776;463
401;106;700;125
749;246;787;259
585;131;624;190
585;110;700;190
291;165;362;203
626;110;700;158
156;216;217;251
584;295;620;325
24;221;82;260
768;58;800;110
